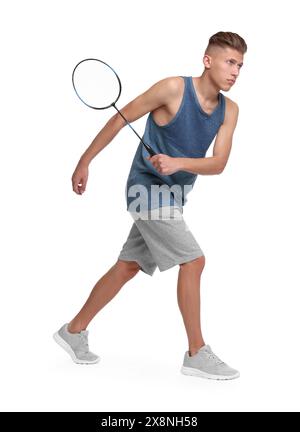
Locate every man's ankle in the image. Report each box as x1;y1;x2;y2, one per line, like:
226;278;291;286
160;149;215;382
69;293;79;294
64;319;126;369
189;343;205;356
67;321;86;334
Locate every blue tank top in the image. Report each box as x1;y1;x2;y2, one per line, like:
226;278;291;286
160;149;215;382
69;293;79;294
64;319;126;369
125;76;226;212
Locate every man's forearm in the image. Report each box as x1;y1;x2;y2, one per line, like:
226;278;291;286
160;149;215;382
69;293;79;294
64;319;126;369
177;156;222;175
79;115;124;165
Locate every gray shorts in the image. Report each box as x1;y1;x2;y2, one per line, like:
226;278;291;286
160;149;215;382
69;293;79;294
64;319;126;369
118;206;204;276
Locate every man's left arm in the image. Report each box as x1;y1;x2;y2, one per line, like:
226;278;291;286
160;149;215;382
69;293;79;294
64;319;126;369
179;99;239;175
147;99;239;175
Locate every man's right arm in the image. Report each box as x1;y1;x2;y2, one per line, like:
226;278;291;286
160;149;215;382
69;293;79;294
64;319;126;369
78;77;180;166
71;76;180;194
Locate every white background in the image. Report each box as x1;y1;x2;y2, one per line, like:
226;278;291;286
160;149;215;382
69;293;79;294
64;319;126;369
1;0;299;412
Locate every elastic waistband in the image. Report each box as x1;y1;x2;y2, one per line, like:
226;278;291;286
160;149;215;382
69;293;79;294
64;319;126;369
129;206;183;221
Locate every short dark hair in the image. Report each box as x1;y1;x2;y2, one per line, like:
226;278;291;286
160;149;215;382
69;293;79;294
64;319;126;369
205;31;247;55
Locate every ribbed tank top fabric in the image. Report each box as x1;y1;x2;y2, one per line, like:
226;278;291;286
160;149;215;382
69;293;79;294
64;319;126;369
125;76;225;211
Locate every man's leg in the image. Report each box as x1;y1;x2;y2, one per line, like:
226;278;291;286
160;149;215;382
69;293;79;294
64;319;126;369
68;259;141;333
177;255;206;356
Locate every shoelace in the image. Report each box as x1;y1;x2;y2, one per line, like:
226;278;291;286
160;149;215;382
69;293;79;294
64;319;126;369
204;349;224;365
79;334;89;353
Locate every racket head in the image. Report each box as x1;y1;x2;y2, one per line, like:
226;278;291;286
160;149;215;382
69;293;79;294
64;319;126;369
72;58;122;110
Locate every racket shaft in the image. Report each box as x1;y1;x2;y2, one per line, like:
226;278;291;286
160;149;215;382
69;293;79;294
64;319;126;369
112;104;156;156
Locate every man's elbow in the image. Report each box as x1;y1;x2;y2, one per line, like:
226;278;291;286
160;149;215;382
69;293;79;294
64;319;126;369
109;113;126;130
215;163;226;175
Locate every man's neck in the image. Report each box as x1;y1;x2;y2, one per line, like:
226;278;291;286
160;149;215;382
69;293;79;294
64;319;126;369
194;73;220;104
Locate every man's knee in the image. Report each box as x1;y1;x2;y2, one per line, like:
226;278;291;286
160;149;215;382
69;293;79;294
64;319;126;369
179;255;205;272
116;259;141;278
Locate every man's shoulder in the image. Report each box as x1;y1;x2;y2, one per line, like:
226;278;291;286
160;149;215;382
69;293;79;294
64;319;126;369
222;95;239;125
155;76;184;95
223;95;239;111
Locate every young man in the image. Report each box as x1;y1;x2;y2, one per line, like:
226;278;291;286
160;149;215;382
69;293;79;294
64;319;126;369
54;31;246;380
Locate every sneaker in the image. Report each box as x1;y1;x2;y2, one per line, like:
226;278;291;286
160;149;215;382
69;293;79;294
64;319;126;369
53;323;100;364
180;344;240;380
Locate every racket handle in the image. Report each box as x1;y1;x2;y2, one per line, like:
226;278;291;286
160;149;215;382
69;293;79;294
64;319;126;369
142;141;156;157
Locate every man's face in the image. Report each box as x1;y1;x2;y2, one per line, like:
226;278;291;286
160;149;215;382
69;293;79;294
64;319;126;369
205;47;244;91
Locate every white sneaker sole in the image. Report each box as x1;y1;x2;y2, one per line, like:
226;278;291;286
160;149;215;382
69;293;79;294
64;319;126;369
53;332;100;365
181;366;240;380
